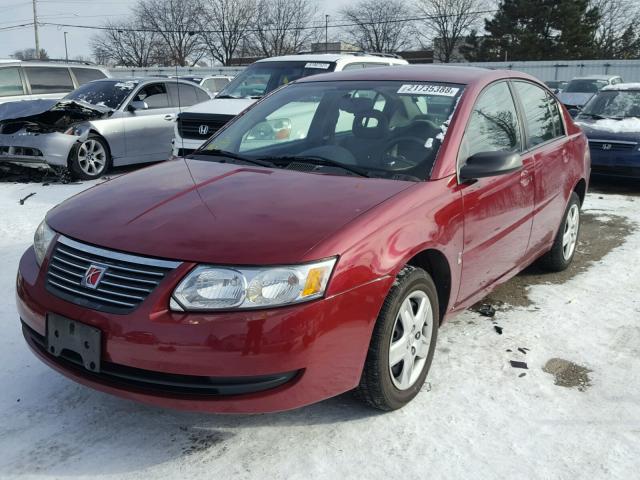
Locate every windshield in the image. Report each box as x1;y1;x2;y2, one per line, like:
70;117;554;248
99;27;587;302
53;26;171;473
580;90;640;118
64;80;138;109
564;79;609;93
197;80;465;181
216;61;336;99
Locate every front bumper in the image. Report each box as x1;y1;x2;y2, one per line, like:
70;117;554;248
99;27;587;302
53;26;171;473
0;131;77;167
17;246;391;413
171;136;205;157
589;149;640;179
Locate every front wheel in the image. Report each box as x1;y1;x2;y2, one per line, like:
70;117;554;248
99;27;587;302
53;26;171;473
69;135;111;180
355;266;439;411
537;191;581;272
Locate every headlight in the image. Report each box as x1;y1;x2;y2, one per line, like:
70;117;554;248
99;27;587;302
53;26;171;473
63;126;82;136
34;220;55;266
171;258;337;311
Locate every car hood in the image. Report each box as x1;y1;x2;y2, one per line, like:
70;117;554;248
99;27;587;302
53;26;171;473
184;98;255;115
575;117;640;141
0;99;111;133
557;92;595;107
47;159;414;265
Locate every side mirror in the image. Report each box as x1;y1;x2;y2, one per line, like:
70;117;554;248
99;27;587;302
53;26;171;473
128;100;148;112
568;108;580;117
460;151;523;182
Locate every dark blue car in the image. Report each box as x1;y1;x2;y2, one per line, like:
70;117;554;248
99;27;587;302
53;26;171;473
574;84;640;179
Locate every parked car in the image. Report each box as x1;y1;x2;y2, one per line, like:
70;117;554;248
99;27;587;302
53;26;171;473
17;66;589;413
0;77;210;179
557;75;623;112
171;75;234;96
574;83;640;179
545;80;567;94
171;53;409;157
0;60;109;106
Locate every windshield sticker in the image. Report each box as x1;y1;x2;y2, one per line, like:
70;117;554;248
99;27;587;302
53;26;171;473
305;62;331;69
397;84;459;96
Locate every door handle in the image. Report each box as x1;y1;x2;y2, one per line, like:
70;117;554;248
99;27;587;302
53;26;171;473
520;168;531;187
164;114;176;122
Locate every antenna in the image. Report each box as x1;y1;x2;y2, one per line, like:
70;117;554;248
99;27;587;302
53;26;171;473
174;64;185;158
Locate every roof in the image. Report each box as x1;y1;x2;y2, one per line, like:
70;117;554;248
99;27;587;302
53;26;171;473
602;82;640;91
0;60;105;69
294;64;522;86
256;53;406;64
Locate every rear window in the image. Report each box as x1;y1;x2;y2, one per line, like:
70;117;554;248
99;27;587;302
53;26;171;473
72;67;107;85
167;83;205;107
565;79;609;93
0;67;24;97
25;67;74;94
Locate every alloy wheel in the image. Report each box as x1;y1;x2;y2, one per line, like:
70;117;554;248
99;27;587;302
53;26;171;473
77;139;107;176
562;204;580;260
388;290;434;390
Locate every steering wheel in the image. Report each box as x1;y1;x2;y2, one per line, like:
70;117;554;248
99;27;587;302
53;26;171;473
380;136;429;171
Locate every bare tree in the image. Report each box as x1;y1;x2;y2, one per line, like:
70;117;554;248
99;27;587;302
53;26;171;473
591;0;640;58
12;48;49;60
340;0;414;53
199;0;257;65
91;20;160;67
251;0;319;57
135;0;204;66
415;0;486;62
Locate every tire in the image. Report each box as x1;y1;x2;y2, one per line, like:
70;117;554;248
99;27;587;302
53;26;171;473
355;266;439;411
537;191;581;272
69;134;111;180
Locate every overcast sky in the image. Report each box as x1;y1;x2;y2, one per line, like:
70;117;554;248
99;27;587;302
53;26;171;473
0;0;343;61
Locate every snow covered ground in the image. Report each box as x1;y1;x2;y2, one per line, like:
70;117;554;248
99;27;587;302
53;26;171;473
0;179;639;479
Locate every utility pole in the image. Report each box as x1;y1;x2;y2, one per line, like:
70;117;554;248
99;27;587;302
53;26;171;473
325;15;329;53
64;31;69;62
32;0;40;59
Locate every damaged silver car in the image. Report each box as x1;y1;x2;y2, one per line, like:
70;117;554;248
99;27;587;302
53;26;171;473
0;78;210;179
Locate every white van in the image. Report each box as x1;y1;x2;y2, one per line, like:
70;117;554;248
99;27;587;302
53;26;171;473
172;53;408;156
0;60;110;105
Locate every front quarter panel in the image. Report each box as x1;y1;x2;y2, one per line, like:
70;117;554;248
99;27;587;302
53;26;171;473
307;176;463;318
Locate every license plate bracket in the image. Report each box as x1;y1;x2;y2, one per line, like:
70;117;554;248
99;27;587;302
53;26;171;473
46;314;102;373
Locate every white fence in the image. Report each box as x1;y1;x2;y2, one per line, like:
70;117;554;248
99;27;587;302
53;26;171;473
109;59;640;83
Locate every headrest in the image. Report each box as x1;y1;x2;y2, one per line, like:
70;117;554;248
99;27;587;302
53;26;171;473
352;110;389;139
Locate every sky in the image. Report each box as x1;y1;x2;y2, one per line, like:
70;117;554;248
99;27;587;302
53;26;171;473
0;0;343;61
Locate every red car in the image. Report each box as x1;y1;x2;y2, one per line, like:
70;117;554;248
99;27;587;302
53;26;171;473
17;66;589;413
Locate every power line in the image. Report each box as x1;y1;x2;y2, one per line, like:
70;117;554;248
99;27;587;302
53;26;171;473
37;9;499;35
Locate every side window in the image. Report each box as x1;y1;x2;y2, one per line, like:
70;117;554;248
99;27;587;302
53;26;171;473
238;96;321;152
0;67;24;97
25;67;73;94
71;68;106;86
133;83;169;109
460;81;521;162
513;81;556;148
362;63;389;68
194;87;210;103
167;83;199;107
546;92;565;138
214;78;230;91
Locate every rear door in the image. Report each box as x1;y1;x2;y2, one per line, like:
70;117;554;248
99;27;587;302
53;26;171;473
511;81;570;256
0;66;29;104
122;82;174;163
456;81;534;305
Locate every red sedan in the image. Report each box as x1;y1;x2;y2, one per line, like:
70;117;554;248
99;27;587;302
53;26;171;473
17;66;590;413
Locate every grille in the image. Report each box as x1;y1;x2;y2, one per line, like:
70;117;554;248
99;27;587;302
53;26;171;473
46;236;181;314
588;140;637;152
178;113;234;140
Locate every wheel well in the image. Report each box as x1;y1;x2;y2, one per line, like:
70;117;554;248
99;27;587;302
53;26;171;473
573;178;587;206
406;249;451;324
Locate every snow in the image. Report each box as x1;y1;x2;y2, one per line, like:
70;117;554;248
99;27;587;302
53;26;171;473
603;83;640;91
576;117;640;133
0;181;639;478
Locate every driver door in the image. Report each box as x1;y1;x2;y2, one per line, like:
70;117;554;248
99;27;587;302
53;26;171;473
456;81;535;305
123;82;175;163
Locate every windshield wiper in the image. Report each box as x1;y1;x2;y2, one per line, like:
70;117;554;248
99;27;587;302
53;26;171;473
189;149;275;168
257;155;370;178
579;112;608;120
214;94;238;99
